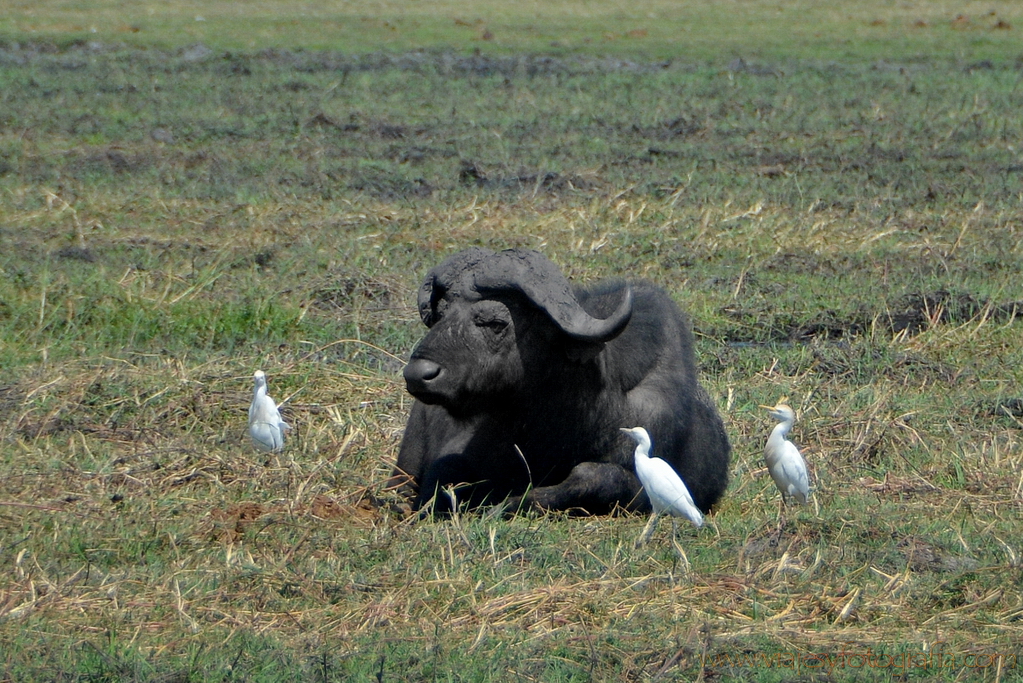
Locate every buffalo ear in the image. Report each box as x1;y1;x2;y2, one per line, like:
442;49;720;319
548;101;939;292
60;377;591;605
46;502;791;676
418;275;450;327
565;341;605;363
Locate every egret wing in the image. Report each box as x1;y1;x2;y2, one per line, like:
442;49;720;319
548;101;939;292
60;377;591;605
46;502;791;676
250;421;284;452
249;394;287;452
641;456;703;527
776;442;809;503
250;394;282;423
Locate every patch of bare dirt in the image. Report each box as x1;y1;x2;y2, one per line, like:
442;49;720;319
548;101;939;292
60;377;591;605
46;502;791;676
718;288;1021;345
458;161;599;193
898;536;979;573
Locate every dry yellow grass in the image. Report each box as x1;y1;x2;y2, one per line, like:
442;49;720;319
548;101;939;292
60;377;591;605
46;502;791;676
1;20;1022;676
3;188;1022;677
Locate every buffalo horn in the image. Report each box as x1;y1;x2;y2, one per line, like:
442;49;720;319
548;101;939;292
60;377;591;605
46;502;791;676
472;249;633;342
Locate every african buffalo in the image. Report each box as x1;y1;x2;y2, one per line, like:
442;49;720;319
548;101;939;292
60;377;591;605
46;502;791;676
389;247;730;515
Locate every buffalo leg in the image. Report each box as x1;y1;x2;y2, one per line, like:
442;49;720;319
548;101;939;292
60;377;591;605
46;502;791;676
417;452;492;513
417;447;528;514
519;461;647;515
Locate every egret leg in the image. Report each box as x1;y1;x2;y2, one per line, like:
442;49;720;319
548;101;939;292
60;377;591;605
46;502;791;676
635;512;660;548
669;523;691;575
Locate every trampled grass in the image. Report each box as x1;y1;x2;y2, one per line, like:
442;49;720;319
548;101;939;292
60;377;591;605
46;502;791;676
2;2;1023;681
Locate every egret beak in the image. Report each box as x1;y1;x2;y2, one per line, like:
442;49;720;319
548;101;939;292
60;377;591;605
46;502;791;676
760;396;788;411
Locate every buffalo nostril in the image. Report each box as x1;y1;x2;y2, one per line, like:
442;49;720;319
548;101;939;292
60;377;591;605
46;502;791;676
419;361;441;381
404;359;442;384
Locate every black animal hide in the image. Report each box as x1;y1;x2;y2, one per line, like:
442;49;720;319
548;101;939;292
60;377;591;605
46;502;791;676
390;248;730;515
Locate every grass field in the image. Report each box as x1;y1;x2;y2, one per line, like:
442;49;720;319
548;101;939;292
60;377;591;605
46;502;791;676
2;1;1023;680
3;0;1023;61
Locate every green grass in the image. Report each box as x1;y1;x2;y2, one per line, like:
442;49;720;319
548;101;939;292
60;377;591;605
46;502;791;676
2;1;1023;681
3;0;1023;62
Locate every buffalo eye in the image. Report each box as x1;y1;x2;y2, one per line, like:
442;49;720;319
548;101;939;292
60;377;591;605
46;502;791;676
478;319;508;333
472;302;511;337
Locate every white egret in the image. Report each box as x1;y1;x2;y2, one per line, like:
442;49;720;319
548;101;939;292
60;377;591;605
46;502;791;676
760;402;810;508
249;370;290;452
621;426;703;548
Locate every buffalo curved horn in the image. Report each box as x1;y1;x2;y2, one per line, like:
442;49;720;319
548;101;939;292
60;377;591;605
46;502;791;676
472;248;633;342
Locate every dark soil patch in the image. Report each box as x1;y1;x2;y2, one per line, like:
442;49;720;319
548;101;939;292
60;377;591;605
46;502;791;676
762;252;856;277
458;161;598;193
392;146;458;165
373;123;407;140
56;246;97;263
898;536;978;574
788;312;863;342
634;116;704;141
70;148;151;176
16;414;78;439
307;112;360;133
345;171;433;200
718;288;1022;345
986;398;1023;422
883;290;1023;334
883;290;983;334
900;535;977;572
228;248;276;270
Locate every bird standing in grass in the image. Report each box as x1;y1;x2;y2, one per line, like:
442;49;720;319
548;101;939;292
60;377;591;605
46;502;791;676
621;426;703;548
249;370;290;452
760;402;810;511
